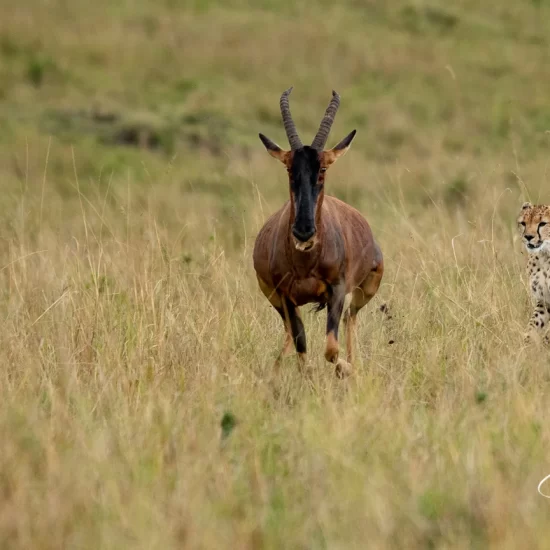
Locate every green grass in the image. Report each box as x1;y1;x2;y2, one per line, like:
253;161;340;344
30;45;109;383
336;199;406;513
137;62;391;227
1;0;550;548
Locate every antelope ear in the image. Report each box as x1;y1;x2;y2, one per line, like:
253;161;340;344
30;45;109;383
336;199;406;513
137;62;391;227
522;202;532;210
323;129;357;166
259;133;289;163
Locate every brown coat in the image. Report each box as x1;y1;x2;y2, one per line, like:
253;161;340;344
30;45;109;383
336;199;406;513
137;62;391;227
254;196;381;307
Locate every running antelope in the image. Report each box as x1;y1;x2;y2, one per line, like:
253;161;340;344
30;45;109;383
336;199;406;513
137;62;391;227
253;88;384;377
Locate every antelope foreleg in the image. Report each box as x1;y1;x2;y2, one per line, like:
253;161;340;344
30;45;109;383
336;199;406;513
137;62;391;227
283;298;307;368
273;299;307;369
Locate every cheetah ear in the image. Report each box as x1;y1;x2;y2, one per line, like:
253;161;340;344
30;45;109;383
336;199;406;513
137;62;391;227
522;202;532;210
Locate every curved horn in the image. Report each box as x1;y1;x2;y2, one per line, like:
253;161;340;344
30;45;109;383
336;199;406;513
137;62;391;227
311;90;341;150
280;87;303;150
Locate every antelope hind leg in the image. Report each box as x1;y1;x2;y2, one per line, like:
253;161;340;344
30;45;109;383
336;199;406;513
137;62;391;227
346;259;384;364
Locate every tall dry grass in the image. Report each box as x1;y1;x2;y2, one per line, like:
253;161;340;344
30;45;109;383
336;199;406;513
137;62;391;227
0;141;548;548
2;0;550;547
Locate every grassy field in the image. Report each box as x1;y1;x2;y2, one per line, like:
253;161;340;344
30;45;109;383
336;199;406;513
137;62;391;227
2;0;550;548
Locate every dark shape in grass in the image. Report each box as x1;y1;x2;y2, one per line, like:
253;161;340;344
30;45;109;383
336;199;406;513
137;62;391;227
379;303;393;320
475;391;487;404
424;7;459;30
112;125;162;150
0;35;19;57
444;176;469;208
221;412;237;440
27;56;46;88
401;5;459;35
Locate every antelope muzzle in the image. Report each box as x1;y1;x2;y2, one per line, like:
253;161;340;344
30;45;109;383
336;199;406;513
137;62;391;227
292;226;317;251
292;198;317;251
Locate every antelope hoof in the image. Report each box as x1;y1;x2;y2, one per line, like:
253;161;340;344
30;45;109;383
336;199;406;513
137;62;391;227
334;358;353;379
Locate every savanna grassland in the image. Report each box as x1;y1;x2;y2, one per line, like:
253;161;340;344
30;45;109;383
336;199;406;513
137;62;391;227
2;1;550;548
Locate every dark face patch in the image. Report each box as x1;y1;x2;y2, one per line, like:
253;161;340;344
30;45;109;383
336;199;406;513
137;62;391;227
289;146;322;243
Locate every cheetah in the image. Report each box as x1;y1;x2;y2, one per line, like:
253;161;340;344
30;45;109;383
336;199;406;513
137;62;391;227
517;202;550;345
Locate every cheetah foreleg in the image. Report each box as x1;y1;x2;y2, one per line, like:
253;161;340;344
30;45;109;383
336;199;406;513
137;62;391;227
524;301;550;345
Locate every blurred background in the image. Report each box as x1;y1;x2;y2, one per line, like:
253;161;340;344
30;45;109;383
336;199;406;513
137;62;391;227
2;0;549;252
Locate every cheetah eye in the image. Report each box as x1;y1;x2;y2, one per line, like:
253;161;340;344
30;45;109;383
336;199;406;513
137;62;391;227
519;222;526;227
539;222;547;227
320;168;327;173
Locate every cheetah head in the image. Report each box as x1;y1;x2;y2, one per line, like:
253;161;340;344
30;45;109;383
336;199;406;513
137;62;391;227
517;202;550;253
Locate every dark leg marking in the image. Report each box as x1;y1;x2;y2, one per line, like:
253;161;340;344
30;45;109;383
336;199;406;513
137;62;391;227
273;299;307;354
282;298;307;354
525;301;550;345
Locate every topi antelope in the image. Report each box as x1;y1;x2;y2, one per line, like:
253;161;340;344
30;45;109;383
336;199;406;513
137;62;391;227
253;87;384;377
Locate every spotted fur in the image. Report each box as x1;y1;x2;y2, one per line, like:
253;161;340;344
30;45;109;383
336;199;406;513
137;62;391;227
517;202;550;344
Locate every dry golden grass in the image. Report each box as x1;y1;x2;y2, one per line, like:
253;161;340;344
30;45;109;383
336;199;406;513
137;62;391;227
0;143;549;549
2;1;550;548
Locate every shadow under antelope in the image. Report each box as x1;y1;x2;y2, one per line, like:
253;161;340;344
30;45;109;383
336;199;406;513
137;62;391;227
253;87;384;377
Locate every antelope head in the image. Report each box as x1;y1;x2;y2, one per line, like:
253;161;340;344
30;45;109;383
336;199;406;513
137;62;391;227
259;88;356;252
